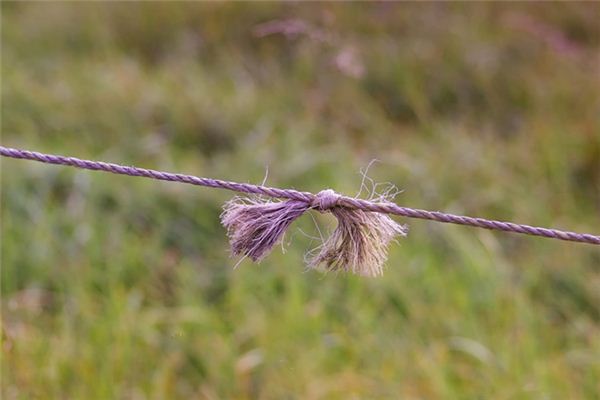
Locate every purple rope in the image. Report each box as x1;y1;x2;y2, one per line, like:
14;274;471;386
2;145;599;246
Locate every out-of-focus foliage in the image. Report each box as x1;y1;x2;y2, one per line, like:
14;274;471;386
2;3;599;399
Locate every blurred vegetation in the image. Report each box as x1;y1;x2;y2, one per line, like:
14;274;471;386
2;2;600;399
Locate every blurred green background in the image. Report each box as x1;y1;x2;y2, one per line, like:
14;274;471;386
2;2;600;399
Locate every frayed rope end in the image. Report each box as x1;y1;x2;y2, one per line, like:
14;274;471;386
307;208;407;277
220;189;407;276
221;197;310;262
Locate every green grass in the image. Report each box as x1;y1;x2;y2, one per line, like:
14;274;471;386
2;3;600;399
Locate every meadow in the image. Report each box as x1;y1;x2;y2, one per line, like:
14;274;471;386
2;3;600;399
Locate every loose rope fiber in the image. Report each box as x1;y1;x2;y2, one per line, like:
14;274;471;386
2;145;599;276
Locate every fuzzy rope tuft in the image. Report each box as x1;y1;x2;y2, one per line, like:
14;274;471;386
221;189;406;276
308;205;407;277
221;198;310;262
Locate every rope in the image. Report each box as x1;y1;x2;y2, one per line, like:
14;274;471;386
2;145;599;246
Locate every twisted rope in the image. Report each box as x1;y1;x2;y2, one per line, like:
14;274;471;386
2;145;599;246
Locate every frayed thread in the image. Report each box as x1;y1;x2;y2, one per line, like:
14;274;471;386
220;189;406;276
307;207;406;276
221;197;310;262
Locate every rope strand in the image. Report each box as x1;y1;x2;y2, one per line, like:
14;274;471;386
2;145;599;246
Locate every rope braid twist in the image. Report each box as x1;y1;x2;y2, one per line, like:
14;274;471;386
2;146;599;275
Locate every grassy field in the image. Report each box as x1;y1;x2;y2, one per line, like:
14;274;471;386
2;3;600;399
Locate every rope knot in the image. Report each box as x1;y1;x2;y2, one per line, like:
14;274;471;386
313;189;341;211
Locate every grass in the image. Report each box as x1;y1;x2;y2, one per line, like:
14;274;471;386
2;2;600;399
